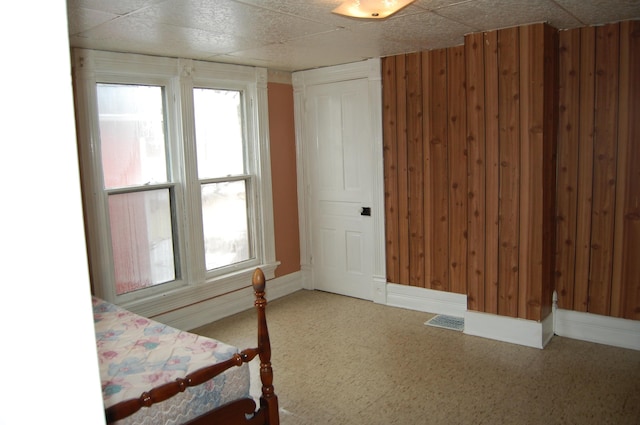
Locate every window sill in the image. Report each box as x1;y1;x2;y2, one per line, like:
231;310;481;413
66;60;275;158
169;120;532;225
120;262;279;319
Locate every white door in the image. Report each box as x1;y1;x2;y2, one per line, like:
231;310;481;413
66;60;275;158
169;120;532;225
305;78;374;300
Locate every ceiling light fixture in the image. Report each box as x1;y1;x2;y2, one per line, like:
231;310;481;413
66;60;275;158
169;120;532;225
332;0;416;19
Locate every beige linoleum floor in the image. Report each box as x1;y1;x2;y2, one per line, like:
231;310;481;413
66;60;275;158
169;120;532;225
193;289;640;425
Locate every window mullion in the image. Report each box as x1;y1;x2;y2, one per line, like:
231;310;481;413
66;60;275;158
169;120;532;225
177;62;207;285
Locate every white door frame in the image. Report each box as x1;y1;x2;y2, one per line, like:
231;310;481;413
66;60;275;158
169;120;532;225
292;58;387;304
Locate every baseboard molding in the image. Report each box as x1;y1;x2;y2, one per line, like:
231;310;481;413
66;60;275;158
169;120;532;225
383;282;639;351
385;283;467;317
158;274;639;352
372;275;387;304
265;270;305;301
156;271;304;331
555;308;640;351
299;265;313;290
464;310;554;349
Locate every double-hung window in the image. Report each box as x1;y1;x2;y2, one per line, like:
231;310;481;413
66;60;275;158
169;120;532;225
73;50;276;313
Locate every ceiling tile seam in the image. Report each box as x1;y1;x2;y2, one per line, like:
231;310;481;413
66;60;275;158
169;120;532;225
230;0;349;30
548;0;587;27
71;14;132;37
428;9;483;34
71;4;166;38
428;0;478;13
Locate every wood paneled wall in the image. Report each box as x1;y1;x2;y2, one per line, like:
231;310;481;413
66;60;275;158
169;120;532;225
556;21;640;320
383;20;640;321
383;23;558;321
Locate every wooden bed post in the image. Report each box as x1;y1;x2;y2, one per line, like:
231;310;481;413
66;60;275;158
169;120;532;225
252;268;280;425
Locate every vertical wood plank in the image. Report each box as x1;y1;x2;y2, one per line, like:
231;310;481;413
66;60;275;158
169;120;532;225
406;52;425;287
382;57;400;284
541;24;559;320
422;52;433;290
448;45;468;295
465;32;486;311
611;21;628;317
518;24;545;320
517;25;532;318
618;20;640;320
573;26;596;312
424;48;450;291
484;30;500;315
396;55;411;286
589;23;619;316
555;28;581;310
497;27;520;318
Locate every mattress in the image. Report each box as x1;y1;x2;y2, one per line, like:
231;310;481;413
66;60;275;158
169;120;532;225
93;297;250;424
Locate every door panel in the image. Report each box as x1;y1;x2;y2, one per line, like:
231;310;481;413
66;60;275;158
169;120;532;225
306;79;373;299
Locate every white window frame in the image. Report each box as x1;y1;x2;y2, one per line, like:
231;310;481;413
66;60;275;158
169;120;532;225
73;49;277;316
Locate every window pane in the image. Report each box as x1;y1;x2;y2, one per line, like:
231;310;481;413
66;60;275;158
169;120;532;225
108;189;176;295
193;88;244;178
201;181;250;270
97;83;168;188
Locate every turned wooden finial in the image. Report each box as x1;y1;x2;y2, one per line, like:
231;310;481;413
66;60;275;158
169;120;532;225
252;268;266;293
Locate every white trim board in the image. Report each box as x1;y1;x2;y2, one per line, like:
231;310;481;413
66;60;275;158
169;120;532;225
555;308;640;351
385;283;467;317
384;282;639;351
154;271;304;331
464;310;555;349
156;274;640;351
384;283;552;349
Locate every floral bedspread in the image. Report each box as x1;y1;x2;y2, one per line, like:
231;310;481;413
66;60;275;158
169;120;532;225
93;297;250;425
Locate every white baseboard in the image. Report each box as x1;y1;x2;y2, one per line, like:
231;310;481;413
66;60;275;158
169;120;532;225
372;275;387;304
299;265;313;290
384;283;551;349
265;270;305;301
555;308;640;351
384;282;640;351
385;283;467;317
155;271;304;331
157;274;639;352
464;310;554;349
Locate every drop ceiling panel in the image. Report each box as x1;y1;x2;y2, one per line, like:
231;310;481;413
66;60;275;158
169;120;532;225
66;0;640;72
67;7;119;35
357;10;478;49
434;0;584;31
67;0;168;16
71;14;263;56
132;0;335;42
554;0;640;26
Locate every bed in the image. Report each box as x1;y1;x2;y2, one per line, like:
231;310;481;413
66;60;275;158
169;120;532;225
93;268;279;425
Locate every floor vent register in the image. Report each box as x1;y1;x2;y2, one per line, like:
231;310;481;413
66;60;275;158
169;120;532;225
424;314;465;332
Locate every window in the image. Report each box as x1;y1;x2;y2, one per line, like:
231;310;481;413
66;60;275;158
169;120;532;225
193;88;251;271
97;83;177;296
73;50;276;312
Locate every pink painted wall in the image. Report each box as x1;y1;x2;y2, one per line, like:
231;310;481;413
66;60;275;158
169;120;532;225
268;82;301;277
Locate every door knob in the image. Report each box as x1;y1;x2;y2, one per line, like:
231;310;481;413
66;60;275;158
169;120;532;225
361;207;371;216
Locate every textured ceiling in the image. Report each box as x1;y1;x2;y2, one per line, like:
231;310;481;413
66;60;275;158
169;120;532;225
67;0;640;72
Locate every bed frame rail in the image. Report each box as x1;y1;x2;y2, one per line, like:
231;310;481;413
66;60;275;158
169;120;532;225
104;268;279;425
